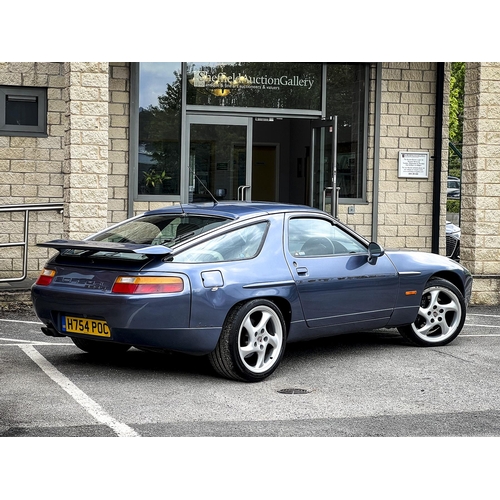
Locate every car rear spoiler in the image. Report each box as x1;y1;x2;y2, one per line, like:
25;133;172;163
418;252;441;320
37;239;173;255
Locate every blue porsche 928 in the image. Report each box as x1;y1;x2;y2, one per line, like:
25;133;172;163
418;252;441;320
31;202;473;382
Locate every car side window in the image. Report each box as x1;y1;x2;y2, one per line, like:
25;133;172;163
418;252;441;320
288;218;366;257
172;222;268;263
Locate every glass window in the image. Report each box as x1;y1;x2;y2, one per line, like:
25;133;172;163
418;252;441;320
134;62;369;204
91;214;230;246
189;122;247;203
187;62;322;111
61;214;231;261
326;64;367;200
6;95;38;125
173;222;268;263
138;63;182;196
0;86;47;137
288;218;367;257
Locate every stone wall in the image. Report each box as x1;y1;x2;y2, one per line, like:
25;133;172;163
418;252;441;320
375;62;448;255
63;62;109;239
1;61;498;306
108;63;130;224
462;62;500;304
0;62;133;280
0;62;65;279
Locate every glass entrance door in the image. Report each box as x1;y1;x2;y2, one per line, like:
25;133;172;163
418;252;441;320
186;116;252;202
311;117;338;216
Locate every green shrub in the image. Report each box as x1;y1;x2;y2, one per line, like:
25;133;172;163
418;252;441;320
447;199;460;213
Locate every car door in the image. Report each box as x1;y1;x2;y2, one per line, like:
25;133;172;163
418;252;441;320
285;215;399;329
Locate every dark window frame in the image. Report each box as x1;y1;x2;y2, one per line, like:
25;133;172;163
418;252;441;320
0;86;47;137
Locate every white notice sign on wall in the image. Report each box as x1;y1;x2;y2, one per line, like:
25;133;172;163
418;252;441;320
398;151;429;178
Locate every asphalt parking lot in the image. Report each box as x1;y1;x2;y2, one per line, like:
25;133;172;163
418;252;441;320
1;302;498;498
1;303;499;437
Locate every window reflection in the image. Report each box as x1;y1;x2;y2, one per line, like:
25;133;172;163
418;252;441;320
136;62;368;203
139;63;182;196
288;218;367;256
187;62;322;110
326;64;367;200
173;222;268;262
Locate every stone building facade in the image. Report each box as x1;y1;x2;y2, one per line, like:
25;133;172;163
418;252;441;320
376;63;446;253
461;63;500;304
0;61;498;305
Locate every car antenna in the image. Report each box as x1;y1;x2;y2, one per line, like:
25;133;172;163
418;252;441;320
179;202;186;216
187;165;218;205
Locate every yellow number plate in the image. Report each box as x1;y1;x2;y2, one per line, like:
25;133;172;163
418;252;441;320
62;316;111;337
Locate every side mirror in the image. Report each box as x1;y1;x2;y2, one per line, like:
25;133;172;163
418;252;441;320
367;242;385;264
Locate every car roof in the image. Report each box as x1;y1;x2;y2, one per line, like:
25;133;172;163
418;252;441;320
145;201;326;220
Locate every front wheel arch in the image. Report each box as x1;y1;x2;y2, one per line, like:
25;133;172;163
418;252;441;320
430;270;465;297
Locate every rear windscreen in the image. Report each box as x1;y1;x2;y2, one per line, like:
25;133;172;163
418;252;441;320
60;214;231;261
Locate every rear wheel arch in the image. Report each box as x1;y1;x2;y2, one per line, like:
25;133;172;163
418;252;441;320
265;296;292;333
226;296;292;334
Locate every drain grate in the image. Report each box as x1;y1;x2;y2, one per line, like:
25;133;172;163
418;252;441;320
277;388;311;395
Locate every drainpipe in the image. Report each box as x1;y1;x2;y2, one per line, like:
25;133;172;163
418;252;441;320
371;63;382;242
128;63;139;218
432;62;445;254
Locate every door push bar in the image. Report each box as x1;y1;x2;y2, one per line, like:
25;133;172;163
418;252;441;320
238;185;251;201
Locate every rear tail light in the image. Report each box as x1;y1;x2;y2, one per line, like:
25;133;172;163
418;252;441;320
112;276;184;294
36;268;56;286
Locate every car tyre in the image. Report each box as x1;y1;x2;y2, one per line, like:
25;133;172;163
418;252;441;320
397;278;466;346
71;337;131;355
209;299;286;382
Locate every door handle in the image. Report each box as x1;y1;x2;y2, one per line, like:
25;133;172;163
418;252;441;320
296;267;308;276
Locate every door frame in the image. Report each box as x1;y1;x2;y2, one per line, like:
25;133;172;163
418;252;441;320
310;117;338;216
252;142;279;201
183;115;253;202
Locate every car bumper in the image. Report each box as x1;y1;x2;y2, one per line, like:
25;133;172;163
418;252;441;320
31;285;221;355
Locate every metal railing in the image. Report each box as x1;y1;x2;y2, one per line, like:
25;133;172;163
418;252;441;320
0;203;63;283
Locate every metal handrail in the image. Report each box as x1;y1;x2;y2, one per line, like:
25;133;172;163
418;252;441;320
0;203;63;283
449;141;462;159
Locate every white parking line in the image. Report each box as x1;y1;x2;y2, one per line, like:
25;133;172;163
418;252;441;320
19;345;140;438
0;342;71;346
468;313;500;318
0;337;71;345
462;334;500;337
0;318;43;325
465;324;500;329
